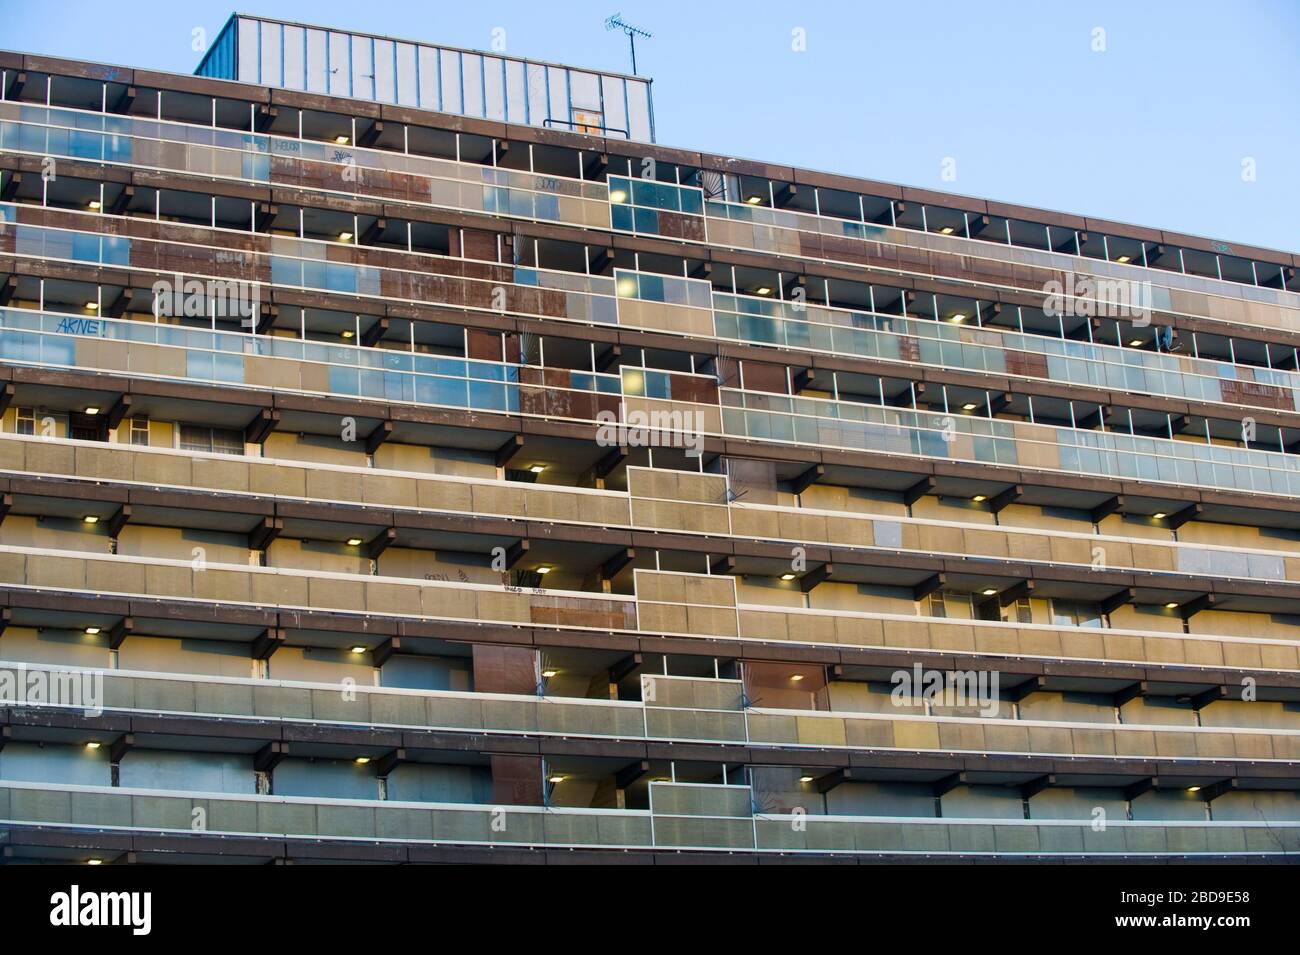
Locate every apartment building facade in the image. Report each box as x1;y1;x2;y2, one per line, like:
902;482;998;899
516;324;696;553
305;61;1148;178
0;16;1298;863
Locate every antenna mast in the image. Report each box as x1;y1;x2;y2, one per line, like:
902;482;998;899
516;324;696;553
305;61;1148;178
604;13;652;75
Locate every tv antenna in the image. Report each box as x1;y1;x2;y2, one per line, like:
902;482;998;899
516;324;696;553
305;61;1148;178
605;13;652;75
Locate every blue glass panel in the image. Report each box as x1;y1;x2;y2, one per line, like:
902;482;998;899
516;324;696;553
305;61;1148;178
637;273;665;303
644;371;671;400
633;207;659;234
483;186;508;215
212;352;245;383
271;256;303;285
101;236;129;266
535;193;560;222
591;298;617;324
328;366;362;396
470;379;507;411
68;130;103;161
357;369;389;400
186;352;216;382
380;351;413;372
468;361;505;381
611;204;634;231
242;154;270;181
70;233;103;263
418;375;468;408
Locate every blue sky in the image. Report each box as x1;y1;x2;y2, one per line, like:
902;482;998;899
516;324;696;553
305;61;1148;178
5;0;1297;251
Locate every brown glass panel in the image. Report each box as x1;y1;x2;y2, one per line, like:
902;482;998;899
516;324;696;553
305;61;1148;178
531;387;598;421
530;597;634;630
1005;350;1049;379
819;235;870;266
517;383;547;417
796;231;825;261
739;360;788;394
466;329;502;362
472;644;538;694
897;336;922;363
715;357;742;389
490;754;544;806
656;211;706;242
536;289;571;318
462;260;513;284
509;287;541;316
667;373;719;404
460;229;499;262
594;393;623;418
1222;379;1290;410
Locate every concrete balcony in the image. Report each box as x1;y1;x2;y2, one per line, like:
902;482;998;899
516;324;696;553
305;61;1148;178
0;543;635;630
6;101;1294;336
2;513;1300;677
9;212;1300;507
714;292;1300;419
6;430;1300;624
724;389;1300;500
5;658;1298;763
0;98;613;230
702;198;1300;333
635;569;1300;676
0;434;718;534
1;780;1294;856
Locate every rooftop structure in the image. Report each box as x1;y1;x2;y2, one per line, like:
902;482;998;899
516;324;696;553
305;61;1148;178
196;14;656;141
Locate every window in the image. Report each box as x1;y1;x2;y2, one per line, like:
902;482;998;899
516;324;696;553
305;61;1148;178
70;414;104;442
1051;599;1103;629
620;367;673;400
15;407;35;436
1006;597;1033;624
128;417;150;446
926;591;947;618
179;425;245;455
